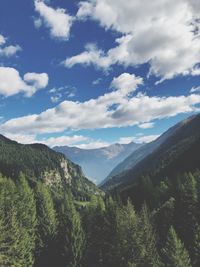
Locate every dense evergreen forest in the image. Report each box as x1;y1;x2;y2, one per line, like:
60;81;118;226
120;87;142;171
1;169;200;266
1;115;200;266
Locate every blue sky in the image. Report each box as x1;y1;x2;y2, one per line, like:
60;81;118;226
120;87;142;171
0;0;200;148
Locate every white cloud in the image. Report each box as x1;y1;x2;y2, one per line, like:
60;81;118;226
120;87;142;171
34;18;42;29
63;36;131;69
190;86;200;93
92;78;102;85
5;133;38;144
117;137;135;144
0;34;21;57
73;0;200;81
49;85;76;103
1;72;200;135
42;135;88;147
24;72;48;88
110;73;143;95
133;135;160;143
138;122;155;129
50;94;62;103
0;67;49;97
34;0;74;40
76;140;110;149
0;35;6;46
0;45;21;57
119;134;159;144
5;133;88;147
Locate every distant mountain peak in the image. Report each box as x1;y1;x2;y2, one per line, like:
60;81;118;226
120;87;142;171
53;141;144;184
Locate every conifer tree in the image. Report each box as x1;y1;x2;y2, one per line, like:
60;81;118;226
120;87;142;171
58;192;85;267
175;173;198;252
0;176;24;266
16;174;37;266
115;199;138;267
162;226;192;267
82;195;106;267
34;182;58;266
193;223;200;267
137;204;161;267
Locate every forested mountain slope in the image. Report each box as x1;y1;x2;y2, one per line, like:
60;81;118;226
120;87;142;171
102;114;200;191
0;134;98;196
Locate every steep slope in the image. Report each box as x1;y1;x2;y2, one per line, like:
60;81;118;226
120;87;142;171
0;135;99;196
102;119;183;185
101;114;200;190
53;142;143;184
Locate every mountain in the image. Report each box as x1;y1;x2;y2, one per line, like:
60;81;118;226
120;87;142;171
53;142;143;184
101;114;200;191
0;134;99;196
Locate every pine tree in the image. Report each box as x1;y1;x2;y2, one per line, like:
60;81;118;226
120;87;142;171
137;204;161;267
162;226;192;267
193;223;200;267
82;195;106;267
34;182;58;266
115;199;138;267
175;173;198;252
58;192;85;267
0;176;24;266
153;197;175;245
16;174;37;266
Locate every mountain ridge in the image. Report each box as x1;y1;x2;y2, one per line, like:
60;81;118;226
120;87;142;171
0;134;99;196
53;141;144;184
101;113;200;191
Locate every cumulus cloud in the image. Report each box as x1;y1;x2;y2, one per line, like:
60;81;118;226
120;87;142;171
1;72;200;135
34;0;74;40
0;34;21;57
110;73;143;95
5;133;88;147
138;122;155;129
24;72;49;88
0;67;49;97
71;0;200;81
42;135;88;147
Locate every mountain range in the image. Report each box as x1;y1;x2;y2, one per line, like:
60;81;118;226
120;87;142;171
101;114;200;192
53;142;143;184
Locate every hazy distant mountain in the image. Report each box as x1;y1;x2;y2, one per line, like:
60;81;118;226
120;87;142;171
53;142;143;184
101;114;200;191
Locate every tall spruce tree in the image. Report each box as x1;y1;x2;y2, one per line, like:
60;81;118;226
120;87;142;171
82;195;106;267
58;192;85;267
162;226;192;267
115;199;138;267
0;176;25;266
175;173;198;252
34;182;58;267
137;204;161;267
16;174;37;266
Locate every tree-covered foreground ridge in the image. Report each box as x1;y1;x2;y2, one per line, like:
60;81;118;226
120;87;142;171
0;114;200;266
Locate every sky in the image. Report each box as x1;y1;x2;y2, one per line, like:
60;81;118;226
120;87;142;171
0;0;200;149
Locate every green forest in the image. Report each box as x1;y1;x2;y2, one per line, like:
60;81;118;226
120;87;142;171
1;169;200;267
